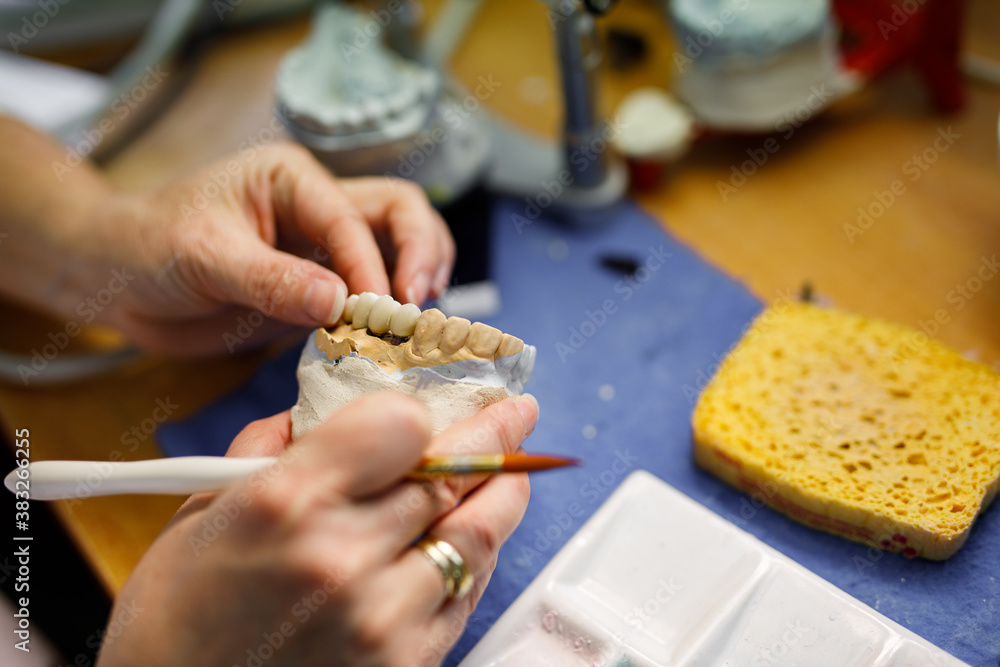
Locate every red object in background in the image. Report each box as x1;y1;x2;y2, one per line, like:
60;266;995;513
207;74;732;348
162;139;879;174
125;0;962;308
626;156;668;193
834;0;966;113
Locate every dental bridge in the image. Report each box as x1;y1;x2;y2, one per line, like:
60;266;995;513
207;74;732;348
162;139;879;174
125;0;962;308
290;293;536;440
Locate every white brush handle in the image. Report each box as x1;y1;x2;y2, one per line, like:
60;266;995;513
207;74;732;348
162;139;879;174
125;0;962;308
4;457;278;500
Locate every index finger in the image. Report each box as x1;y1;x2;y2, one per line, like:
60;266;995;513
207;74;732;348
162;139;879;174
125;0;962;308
340;178;456;304
423;394;539;501
293;392;433;499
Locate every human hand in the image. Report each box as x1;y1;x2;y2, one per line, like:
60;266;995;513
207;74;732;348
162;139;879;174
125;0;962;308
97;392;538;667
86;143;454;355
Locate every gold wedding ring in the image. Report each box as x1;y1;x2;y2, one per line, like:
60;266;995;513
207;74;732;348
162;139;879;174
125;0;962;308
417;538;473;604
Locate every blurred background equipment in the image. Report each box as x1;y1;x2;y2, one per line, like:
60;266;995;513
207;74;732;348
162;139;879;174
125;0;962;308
275;0;628;223
0;0;315;159
661;0;967;130
275;2;490;205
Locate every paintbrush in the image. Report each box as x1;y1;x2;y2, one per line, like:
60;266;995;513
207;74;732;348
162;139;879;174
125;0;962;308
407;454;580;478
4;454;581;501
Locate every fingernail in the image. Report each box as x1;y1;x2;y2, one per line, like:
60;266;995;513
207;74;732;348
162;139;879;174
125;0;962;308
432;265;451;296
406;272;430;305
514;394;539;436
304;281;346;326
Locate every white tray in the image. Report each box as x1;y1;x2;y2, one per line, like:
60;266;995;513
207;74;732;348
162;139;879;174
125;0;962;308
461;471;965;666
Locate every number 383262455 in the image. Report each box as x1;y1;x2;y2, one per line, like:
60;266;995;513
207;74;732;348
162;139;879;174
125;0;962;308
13;428;29;500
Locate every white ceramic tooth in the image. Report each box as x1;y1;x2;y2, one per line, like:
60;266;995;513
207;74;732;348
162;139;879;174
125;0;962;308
467;322;502;358
352;292;377;329
411;308;447;357
389;303;420;337
368;295;398;334
343;294;359;323
440;316;471;355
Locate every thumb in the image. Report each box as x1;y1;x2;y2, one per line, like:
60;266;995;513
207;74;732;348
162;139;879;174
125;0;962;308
210;237;347;328
293;393;432;498
224;409;293;458
172;409;294;521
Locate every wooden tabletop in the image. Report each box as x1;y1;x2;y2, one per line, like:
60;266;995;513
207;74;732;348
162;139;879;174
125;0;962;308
1;0;998;594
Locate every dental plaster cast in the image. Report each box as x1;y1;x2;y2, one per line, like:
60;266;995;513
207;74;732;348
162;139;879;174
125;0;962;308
290;293;536;439
275;3;437;139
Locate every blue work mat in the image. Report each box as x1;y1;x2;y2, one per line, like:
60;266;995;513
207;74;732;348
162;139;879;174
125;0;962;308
158;199;998;666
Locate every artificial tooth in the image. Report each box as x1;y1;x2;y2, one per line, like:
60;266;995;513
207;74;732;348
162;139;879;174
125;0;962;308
343;294;359;323
411;308;446;357
467;322;502;358
352;292;377;329
390;303;420;337
368;295;399;334
496;333;524;359
440;316;471;355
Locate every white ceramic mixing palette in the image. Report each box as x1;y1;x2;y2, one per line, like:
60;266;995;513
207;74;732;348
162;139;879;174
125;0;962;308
461;471;965;666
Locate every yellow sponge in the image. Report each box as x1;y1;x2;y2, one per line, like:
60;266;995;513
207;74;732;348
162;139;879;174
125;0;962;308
692;302;1000;560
